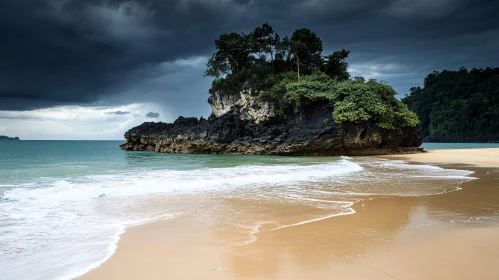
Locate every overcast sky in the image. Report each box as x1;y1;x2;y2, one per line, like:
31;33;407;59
1;0;498;140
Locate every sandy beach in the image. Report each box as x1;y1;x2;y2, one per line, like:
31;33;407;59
80;149;499;280
382;148;499;167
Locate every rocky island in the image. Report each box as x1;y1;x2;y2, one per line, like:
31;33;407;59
121;24;423;156
0;135;20;140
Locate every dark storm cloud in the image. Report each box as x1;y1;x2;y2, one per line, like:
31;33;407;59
145;112;160;118
1;0;498;111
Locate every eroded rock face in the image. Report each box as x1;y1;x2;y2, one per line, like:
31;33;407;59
208;90;275;123
120;94;423;156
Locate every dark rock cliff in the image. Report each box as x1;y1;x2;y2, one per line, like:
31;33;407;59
120;91;423;155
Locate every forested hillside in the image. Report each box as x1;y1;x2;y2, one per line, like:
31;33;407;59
403;67;499;142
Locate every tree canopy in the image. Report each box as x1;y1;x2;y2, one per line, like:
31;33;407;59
205;23;350;92
403;67;499;142
205;23;419;130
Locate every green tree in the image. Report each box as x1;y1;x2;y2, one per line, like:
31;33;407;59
289;28;324;77
322;49;350;81
250;23;280;72
205;32;252;78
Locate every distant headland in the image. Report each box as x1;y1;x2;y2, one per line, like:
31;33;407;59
0;135;20;140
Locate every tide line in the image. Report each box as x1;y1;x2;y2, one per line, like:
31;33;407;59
239;221;274;245
271;203;356;231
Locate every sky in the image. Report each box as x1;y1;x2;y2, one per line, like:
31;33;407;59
1;0;498;140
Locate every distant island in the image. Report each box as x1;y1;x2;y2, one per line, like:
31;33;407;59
404;67;499;142
120;23;423;155
0;135;20;140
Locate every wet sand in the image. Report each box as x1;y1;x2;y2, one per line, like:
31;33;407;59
80;151;499;280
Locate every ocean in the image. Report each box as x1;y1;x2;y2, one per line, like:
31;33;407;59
421;142;499;150
0;141;478;280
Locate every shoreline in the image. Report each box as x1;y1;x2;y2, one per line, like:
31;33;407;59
80;149;499;280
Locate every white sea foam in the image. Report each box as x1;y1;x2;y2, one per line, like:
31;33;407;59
0;159;362;280
378;160;475;176
0;158;477;280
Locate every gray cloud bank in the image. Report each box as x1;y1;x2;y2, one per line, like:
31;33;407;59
145;112;160;118
1;0;498;115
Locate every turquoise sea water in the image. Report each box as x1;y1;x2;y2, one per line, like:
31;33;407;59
0;141;479;280
0;141;303;186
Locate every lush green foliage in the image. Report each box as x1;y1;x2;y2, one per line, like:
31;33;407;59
332;80;419;129
260;72;419;129
205;23;419;130
403;67;499;141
